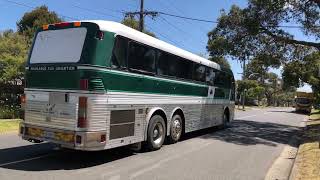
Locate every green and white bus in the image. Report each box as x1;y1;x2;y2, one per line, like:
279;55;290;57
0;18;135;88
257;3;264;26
19;20;235;151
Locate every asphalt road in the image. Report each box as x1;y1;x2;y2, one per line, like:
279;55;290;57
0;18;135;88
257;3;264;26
0;107;306;180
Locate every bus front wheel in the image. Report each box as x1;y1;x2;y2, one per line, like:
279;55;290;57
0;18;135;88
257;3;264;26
146;115;166;151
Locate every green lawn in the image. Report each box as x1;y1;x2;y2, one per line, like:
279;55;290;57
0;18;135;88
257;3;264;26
293;109;320;180
0;119;21;134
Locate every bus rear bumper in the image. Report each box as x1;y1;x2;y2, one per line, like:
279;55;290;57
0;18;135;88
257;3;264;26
19;122;107;151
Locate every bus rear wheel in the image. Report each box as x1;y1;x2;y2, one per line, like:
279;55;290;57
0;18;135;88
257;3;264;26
168;114;182;144
222;111;230;128
146;115;166;151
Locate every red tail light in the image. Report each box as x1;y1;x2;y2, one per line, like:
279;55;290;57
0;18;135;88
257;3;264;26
20;94;26;120
96;30;104;40
20;94;26;104
77;97;87;128
54;22;71;28
80;79;88;90
101;134;106;143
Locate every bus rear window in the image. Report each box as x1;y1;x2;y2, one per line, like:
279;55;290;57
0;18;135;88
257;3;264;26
30;28;87;64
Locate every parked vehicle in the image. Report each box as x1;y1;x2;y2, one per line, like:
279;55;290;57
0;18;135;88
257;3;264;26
294;92;313;114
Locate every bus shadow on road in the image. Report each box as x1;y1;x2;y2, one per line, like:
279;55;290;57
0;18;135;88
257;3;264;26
0;143;136;171
199;120;301;147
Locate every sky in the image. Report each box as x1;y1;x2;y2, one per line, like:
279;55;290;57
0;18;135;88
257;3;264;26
0;0;314;92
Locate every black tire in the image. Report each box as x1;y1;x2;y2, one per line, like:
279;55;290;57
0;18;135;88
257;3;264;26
146;115;166;151
219;111;230;129
168;114;183;144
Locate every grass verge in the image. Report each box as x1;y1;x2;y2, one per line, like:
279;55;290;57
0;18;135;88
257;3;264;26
0;119;21;134
293;109;320;180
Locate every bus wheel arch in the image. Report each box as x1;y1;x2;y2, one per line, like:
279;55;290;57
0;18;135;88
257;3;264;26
145;108;167;140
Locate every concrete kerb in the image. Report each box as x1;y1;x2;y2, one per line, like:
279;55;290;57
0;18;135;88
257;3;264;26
265;116;307;180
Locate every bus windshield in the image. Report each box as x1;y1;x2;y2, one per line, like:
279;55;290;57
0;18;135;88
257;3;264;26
29;27;87;64
296;98;311;104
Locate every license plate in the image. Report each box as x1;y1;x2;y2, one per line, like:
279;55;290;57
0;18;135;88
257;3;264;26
43;131;55;139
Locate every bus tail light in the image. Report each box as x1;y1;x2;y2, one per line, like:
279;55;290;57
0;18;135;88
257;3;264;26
77;97;87;128
20;94;26;105
54;22;72;28
96;30;104;40
80;79;88;90
20;94;26;120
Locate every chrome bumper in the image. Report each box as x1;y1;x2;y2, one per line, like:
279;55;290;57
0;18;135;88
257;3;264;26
19;122;107;151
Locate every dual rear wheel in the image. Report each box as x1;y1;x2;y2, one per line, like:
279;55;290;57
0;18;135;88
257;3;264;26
146;110;229;150
146;114;183;151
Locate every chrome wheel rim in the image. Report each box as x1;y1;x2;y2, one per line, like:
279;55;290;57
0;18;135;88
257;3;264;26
171;118;182;140
153;122;164;145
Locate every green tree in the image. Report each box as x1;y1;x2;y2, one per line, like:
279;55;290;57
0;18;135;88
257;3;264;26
121;17;156;37
207;0;319;104
209;56;230;69
0;30;28;110
17;5;62;43
0;31;28;84
247;86;265;105
283;52;320;102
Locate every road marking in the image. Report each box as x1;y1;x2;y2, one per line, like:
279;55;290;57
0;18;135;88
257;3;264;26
0;154;53;167
237;115;257;119
263;112;272;115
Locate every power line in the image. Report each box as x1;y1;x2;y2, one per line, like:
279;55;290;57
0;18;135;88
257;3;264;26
146;19;188;50
158;12;218;23
158;11;319;29
159;16;207;45
160;0;209;32
71;4;122;19
2;0;77;20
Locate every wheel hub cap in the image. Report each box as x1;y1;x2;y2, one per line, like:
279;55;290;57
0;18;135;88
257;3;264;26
172;119;182;139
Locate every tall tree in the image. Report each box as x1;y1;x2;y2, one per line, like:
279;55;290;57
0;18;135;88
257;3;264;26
207;0;319;102
210;56;231;69
122;17;156;37
283;51;320;102
0;30;28;108
17;5;62;43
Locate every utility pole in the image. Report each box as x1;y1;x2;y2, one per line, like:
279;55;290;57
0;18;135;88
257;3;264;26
139;0;144;32
125;0;158;32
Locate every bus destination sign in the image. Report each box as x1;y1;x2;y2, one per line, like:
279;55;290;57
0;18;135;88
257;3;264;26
29;66;77;71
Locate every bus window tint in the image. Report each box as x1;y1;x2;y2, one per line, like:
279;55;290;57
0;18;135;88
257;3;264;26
193;64;206;82
111;36;128;69
128;42;156;74
214;71;226;87
157;51;170;76
167;54;178;76
206;68;216;85
176;58;193;79
214;88;225;99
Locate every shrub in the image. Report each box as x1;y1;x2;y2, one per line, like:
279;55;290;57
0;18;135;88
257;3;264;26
0;106;20;119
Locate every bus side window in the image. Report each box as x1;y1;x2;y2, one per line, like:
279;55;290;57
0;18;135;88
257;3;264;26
214;71;224;87
206;68;216;86
111;36;128;69
157;51;170;76
193;64;206;82
128;42;156;74
214;88;225;99
176;58;193;80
